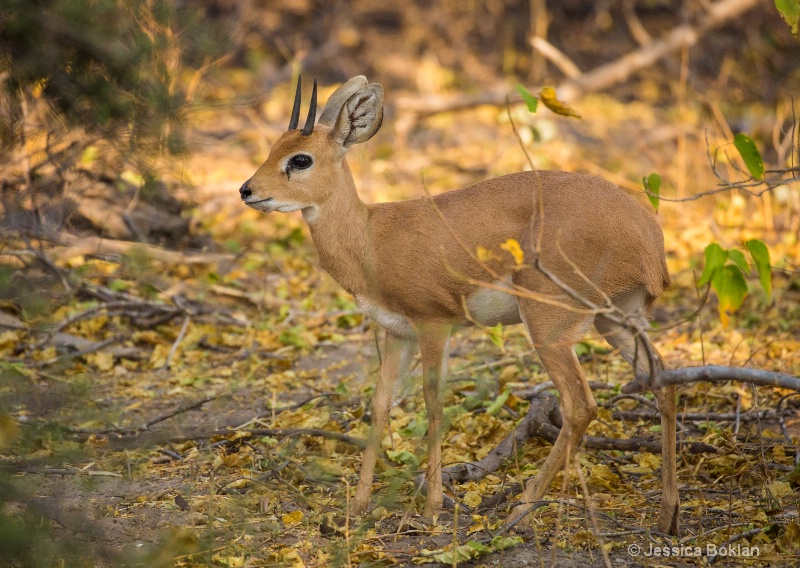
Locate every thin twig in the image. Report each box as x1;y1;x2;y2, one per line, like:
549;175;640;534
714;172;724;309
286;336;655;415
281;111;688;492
31;336;119;368
162;315;191;370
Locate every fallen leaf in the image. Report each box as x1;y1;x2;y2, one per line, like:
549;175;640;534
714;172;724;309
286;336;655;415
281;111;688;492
282;510;304;527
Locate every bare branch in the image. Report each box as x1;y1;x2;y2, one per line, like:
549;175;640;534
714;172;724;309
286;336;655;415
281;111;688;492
391;0;760;117
659;366;800;391
435;393;718;489
529;37;581;79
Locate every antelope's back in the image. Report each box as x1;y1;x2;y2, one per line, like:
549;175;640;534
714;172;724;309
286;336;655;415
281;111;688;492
366;170;669;315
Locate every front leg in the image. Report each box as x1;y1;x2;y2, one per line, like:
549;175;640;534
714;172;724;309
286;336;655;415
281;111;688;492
352;332;416;516
418;324;452;518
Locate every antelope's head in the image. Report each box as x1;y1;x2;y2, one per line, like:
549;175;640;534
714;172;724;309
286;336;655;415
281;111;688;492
239;75;384;214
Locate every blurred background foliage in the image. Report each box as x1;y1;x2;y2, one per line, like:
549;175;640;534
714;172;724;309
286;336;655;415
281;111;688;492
2;0;797;168
1;0;231;158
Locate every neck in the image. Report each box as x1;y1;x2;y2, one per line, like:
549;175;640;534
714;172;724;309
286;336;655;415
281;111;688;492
302;162;371;296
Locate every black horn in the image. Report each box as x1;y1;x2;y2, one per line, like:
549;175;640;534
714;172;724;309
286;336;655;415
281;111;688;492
301;79;317;136
288;75;302;130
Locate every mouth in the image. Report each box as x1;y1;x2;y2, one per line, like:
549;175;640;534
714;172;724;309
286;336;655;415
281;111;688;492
244;197;274;211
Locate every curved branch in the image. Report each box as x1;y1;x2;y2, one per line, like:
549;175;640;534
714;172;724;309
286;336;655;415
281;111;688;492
659;366;800;391
435;364;799;487
437;392;717;487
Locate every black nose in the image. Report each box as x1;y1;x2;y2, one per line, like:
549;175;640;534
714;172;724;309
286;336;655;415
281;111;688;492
239;182;252;200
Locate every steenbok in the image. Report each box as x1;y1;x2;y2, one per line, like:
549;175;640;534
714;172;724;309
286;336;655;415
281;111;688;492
240;76;678;534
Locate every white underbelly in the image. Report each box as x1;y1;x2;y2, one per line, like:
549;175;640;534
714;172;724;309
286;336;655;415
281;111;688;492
465;284;521;326
356;283;520;337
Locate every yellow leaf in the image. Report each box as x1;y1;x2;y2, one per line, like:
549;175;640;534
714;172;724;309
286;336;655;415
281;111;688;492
573;529;596;545
463;491;482;508
86;434;108;447
777;522;800;553
87;351;115;371
634;452;661;470
753;510;769;523
148;344;170;369
768;480;793;498
282;510;304;527
589;464;620;490
476;246;497;263
279;547;307;567
539;86;582;119
212;555;245;568
66;255;86;268
620;464;653;475
500;239;524;265
77;314;108;335
0;331;20;349
31;78;47;99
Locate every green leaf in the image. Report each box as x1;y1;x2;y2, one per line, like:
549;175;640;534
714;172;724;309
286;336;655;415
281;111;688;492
486;389;511;416
698;243;729;287
432;544;477;564
488;323;505;351
728;249;749;274
399;417;427;438
711;265;748;328
746;239;772;300
733;133;765;179
643;172;662;212
489;535;524;551
515;83;539;113
776;0;800;36
466;541;491;553
386;449;420;467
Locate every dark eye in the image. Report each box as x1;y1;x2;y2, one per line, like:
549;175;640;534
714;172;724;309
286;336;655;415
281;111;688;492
288;154;313;170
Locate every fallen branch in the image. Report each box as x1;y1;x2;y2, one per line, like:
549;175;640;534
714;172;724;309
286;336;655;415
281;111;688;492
659;366;800;391
162;315;191;370
167;427;366;450
529;37;581;79
613;409;787;423
441;393;560;484
54;233;235;265
558;0;759;101
145;395;220;430
434;364;799;488
31;337;120;368
2;311;143;361
1;466;122;477
393;88;513;118
436;392;717;488
67;395;223;437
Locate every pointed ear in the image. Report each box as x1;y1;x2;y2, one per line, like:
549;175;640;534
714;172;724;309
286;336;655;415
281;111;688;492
318;76;368;127
330;84;384;149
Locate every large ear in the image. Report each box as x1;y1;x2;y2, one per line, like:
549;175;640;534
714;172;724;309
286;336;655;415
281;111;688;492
330;84;384;149
318;75;368;127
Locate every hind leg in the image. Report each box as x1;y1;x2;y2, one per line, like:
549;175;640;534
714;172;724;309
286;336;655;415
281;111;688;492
510;302;597;520
594;290;679;535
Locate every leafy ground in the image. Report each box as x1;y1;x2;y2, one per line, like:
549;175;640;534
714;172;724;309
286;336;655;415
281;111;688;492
2;81;800;568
